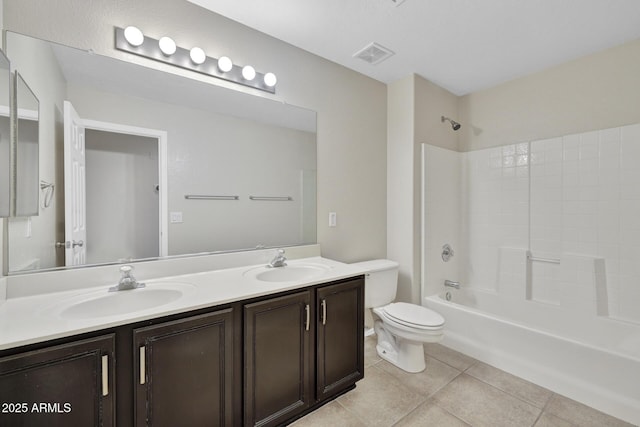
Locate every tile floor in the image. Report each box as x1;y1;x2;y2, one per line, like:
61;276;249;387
292;337;636;427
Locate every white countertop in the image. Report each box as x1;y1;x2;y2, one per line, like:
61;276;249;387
0;257;367;351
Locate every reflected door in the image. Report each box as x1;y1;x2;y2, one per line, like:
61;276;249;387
64;100;87;266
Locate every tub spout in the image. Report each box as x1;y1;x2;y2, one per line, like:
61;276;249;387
444;280;460;289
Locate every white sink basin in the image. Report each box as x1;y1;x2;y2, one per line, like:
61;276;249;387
55;282;195;319
246;264;331;283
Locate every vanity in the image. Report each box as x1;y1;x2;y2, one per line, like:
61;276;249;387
0;253;366;426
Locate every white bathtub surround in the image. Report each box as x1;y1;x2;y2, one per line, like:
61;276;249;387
423;122;640;323
425;289;640;425
559;255;608;316
497;248;529;299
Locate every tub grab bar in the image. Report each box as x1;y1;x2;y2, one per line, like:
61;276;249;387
249;196;293;201
184;195;239;200
527;255;560;264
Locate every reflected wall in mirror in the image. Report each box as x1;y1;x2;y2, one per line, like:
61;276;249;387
5;32;317;274
0;50;11;217
14;72;40;217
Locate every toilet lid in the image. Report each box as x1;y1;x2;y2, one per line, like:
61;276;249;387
382;303;445;328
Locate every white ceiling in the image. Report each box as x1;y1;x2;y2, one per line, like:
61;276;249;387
187;0;640;95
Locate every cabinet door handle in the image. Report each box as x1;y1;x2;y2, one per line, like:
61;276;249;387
305;304;310;331
101;355;109;396
139;345;146;385
321;299;327;325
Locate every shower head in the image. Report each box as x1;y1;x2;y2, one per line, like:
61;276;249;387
441;116;461;131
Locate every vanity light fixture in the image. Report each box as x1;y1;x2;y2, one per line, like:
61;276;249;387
264;72;277;88
189;47;206;65
242;65;256;81
217;56;233;73
114;27;277;93
123;26;144;47
158;36;177;56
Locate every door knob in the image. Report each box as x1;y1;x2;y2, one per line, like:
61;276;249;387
57;240;84;249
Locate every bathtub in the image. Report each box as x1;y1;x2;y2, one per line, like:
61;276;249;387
424;287;640;425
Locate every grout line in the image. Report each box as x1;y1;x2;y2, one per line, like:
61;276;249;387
334;399;369;427
433;402;473;427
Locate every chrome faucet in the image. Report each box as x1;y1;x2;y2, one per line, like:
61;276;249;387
109;265;146;292
268;249;287;268
444;279;460;289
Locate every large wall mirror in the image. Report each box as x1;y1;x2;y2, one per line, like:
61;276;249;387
0;50;11;217
5;32;317;274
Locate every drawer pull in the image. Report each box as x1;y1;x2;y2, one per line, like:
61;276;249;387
101;355;109;396
321;299;327;325
140;346;146;385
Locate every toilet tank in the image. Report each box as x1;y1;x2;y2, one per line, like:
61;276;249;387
351;259;399;308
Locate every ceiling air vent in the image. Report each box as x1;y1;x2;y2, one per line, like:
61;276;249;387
353;42;395;65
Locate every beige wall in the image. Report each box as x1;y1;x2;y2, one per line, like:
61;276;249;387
1;0;388;274
459;38;640;151
387;76;414;302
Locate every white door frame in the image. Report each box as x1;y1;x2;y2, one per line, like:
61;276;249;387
82;118;169;257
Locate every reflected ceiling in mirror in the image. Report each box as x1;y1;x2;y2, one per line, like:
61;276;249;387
5;32;317;275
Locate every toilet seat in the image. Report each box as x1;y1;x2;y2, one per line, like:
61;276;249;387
381;303;444;330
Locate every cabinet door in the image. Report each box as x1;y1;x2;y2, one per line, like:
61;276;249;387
244;291;312;427
0;334;115;427
316;278;364;401
134;308;234;427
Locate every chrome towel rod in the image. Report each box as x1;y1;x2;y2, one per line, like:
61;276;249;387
184;195;239;200
249;196;293;201
527;254;560;264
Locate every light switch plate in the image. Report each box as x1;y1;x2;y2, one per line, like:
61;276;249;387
329;212;337;227
170;212;183;223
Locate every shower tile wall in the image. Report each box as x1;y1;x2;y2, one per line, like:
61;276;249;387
454;123;640;323
460;143;529;292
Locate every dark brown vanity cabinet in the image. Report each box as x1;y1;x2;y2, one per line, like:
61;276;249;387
0;275;363;427
133;308;235;427
0;334;115;427
316;280;364;401
244;291;312;427
244;278;364;427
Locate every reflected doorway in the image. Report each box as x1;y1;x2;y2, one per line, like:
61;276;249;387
85;129;159;264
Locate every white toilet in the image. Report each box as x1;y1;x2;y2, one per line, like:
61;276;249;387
353;259;445;373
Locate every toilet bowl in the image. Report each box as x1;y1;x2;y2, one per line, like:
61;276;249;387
352;259;445;373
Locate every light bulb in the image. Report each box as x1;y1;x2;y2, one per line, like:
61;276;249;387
124;26;144;47
158;36;176;56
242;65;256;81
190;47;206;65
263;72;277;87
217;56;233;73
